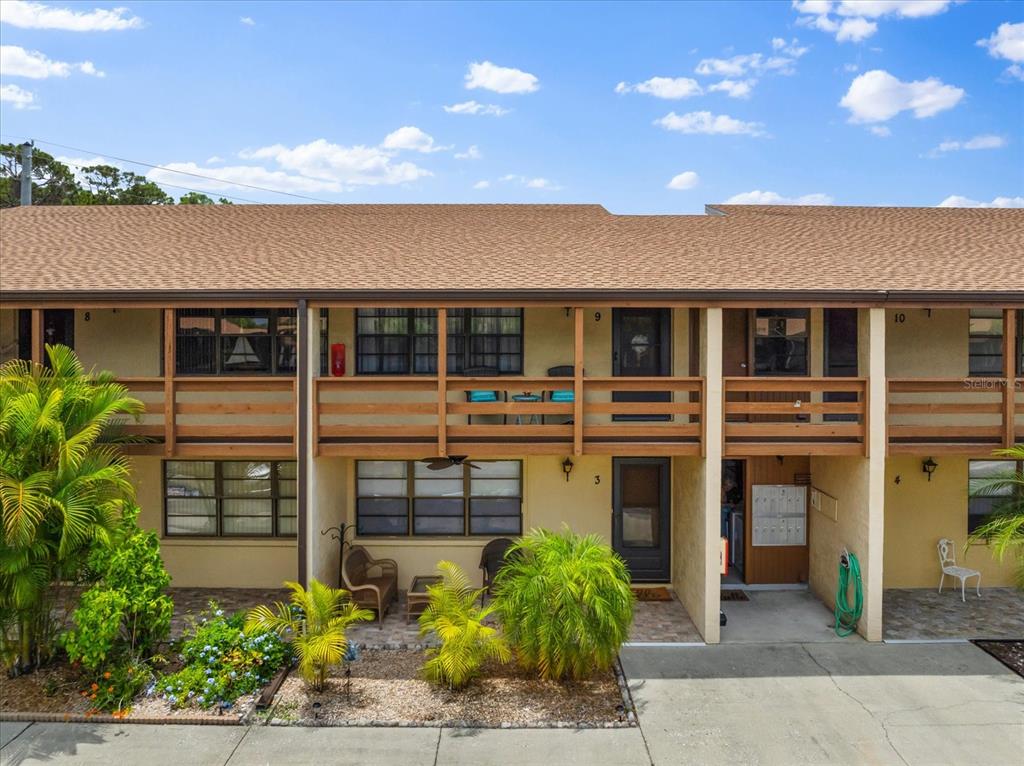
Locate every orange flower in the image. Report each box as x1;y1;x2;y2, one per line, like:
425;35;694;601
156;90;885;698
127;668;133;675
103;672;111;679
90;683;99;691
80;691;88;697
90;693;97;700
107;686;114;693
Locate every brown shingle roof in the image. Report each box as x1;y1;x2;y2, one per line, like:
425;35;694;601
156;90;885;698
1;203;1022;300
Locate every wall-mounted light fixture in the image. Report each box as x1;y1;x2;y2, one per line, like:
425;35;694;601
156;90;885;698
562;457;574;482
922;457;938;482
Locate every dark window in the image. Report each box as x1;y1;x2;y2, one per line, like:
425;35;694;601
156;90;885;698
753;309;809;376
968;309;1004;377
355;309;523;375
968;459;1022;535
163;460;296;537
174;309;327;375
355;460;522;537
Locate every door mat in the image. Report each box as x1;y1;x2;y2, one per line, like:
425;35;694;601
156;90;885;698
721;590;750;602
632;587;673;602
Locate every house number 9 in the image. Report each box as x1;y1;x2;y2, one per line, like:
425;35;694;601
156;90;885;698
594;312;601;322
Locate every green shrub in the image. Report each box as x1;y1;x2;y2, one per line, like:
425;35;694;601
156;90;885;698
246;579;372;692
157;604;289;709
63;518;173;672
78;656;151;717
418;561;510;690
494;527;635;681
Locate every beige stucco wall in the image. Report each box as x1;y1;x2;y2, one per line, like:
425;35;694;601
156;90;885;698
131;456;298;588
74;309;161;376
884;455;1018;588
886;308;968;377
672;455;710;641
808;456;871;629
325;454;614;590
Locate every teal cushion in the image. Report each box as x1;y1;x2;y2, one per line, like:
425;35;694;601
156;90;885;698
468;390;498;402
549;390;574;402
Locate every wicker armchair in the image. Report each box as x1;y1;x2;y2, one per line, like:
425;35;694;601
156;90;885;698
479;537;516;602
341;545;398;626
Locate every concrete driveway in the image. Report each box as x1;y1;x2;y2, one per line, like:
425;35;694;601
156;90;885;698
1;643;1020;765
623;642;1024;765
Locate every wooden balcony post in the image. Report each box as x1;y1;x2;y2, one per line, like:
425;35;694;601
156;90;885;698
1004;308;1017;448
573;307;584;456
162;308;175;456
437;308;447;457
30;308;43;364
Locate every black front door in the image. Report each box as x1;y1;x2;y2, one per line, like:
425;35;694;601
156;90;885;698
824;308;858;422
613;457;670;582
612;308;671;421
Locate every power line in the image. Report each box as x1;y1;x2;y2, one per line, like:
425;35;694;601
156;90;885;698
0;146;264;204
0;134;339;204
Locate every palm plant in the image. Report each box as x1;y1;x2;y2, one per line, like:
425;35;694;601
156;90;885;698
968;444;1024;588
493;527;635;682
0;345;143;671
245;578;373;692
418;561;510;690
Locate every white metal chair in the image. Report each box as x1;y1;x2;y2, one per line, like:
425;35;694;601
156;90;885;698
937;538;981;602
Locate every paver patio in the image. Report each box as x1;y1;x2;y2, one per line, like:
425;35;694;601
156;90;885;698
884;587;1024;640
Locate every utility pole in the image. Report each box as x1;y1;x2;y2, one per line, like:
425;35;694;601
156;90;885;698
19;141;33;206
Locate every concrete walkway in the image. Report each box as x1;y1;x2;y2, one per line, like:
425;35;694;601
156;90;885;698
2;643;1021;765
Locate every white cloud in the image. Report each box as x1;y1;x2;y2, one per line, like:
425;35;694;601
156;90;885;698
0;45;104;78
240;16;255;26
615;76;702;99
839;69;964;123
237;137;432;187
725;189;834;205
0;83;36;109
869;125;891;137
708;79;755;98
836;17;877;42
0;0;143;31
149;162;346;195
666;171;700;190
794;0;953;43
655;110;765;136
443;100;509;116
454;145;482;160
464;61;538;94
473;180;490;190
835;1;954;19
978;22;1024;81
497;174;562;190
381;126;449;153
937;195;1024;208
55;154;122;184
695;51;802;78
206;155;224;164
843;62;859;72
929;134;1006;156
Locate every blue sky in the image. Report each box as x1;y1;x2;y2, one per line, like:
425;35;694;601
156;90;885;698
1;0;1022;213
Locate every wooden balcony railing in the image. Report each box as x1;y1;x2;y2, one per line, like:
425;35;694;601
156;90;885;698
115;377;297;457
316;375;704;456
887;378;1022;454
723;377;868;456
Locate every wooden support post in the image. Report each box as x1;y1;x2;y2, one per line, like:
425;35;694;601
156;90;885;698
1004;308;1017;448
437;308;447;457
30;308;43;364
573;307;584;456
163;308;176;457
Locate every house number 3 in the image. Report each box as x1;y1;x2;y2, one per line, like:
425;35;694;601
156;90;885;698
594;475;601;485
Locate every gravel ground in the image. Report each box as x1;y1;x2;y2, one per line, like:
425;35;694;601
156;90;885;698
974;640;1024;678
268;649;627;727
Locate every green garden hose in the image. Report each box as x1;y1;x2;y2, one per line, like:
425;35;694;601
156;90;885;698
834;550;863;637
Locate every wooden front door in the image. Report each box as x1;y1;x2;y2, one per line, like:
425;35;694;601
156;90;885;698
611;308;671;421
613;458;671;582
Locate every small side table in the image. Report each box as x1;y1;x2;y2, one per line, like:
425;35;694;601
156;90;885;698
405;575;442;622
510;393;542;425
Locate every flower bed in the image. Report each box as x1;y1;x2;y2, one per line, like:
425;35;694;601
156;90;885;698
261;648;635;728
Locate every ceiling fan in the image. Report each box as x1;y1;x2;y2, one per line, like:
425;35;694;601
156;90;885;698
420;455;481;471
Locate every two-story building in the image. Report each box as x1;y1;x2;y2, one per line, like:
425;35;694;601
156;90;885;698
1;202;1021;644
